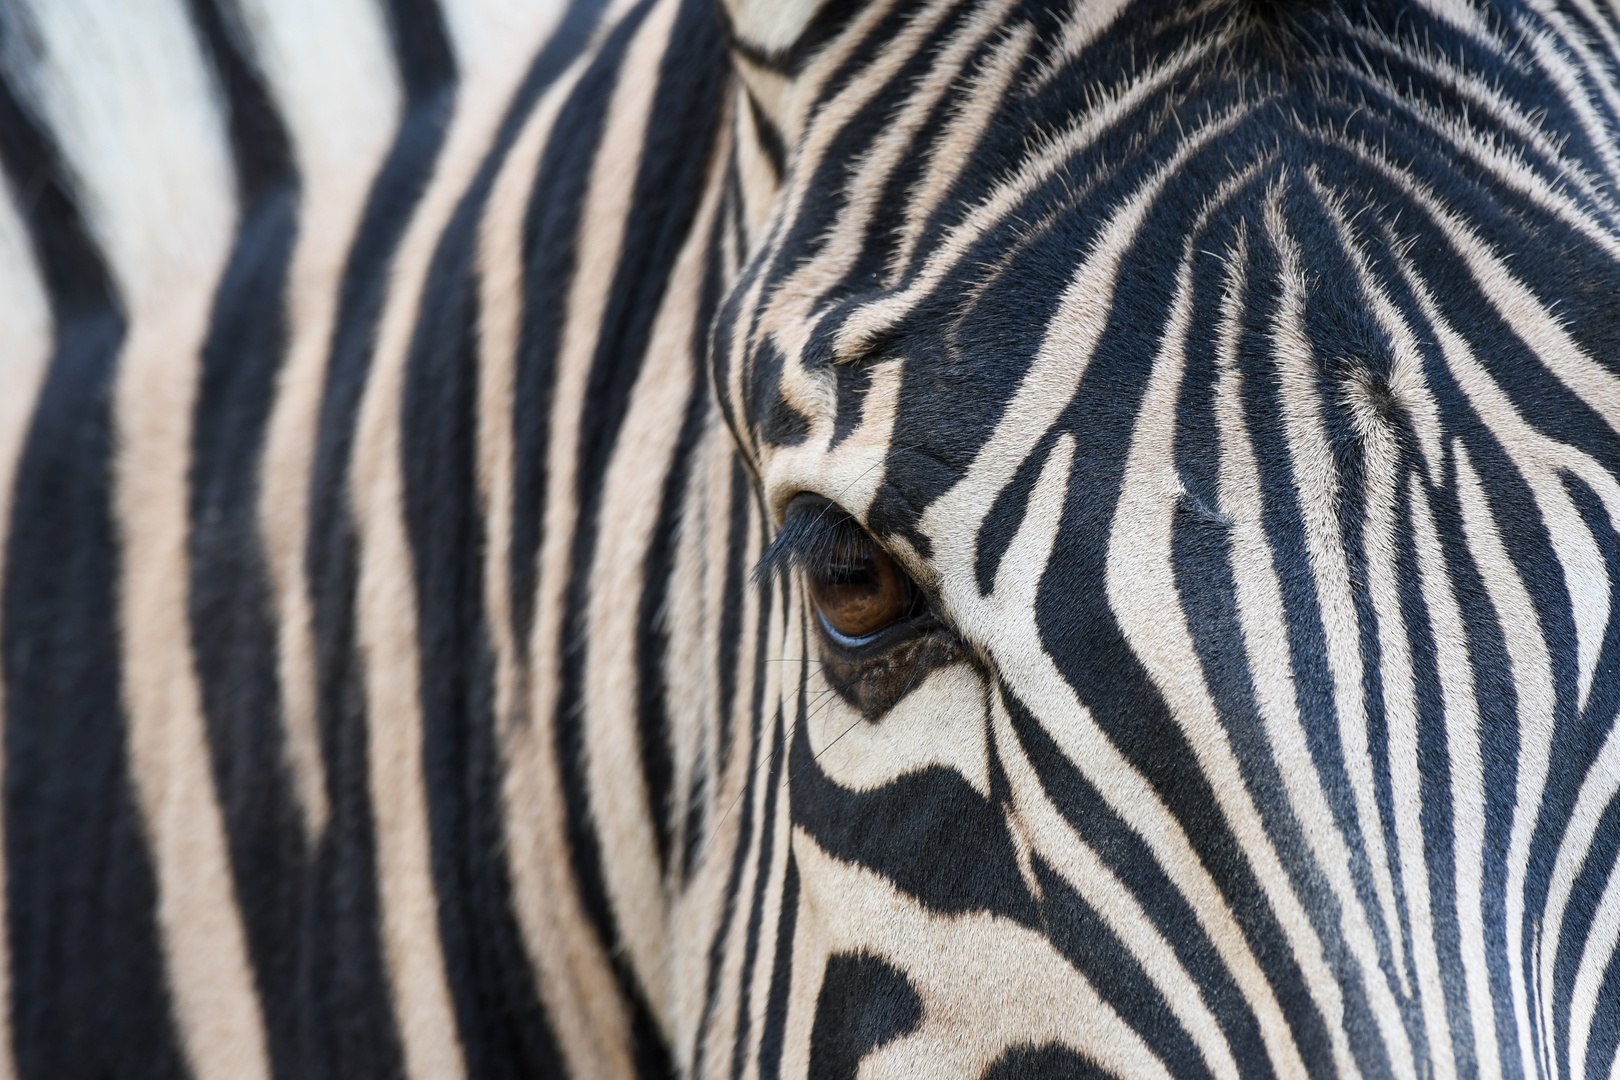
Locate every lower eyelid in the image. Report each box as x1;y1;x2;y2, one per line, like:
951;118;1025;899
816;608;884;649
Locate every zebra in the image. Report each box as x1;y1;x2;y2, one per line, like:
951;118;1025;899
1;0;1618;1076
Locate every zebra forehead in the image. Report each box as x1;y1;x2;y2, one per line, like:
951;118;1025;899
719;1;1620;564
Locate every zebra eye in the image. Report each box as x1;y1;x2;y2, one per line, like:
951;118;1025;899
807;533;914;642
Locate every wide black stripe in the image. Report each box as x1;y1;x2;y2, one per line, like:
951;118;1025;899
0;65;189;1079
803;950;920;1080
789;696;1037;922
300;1;455;1072
188;186;310;1080
177;4;311;1075
386;0;456;100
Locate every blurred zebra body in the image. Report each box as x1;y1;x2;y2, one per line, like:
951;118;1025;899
1;1;1619;1079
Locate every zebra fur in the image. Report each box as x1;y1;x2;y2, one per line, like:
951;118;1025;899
2;1;1620;1078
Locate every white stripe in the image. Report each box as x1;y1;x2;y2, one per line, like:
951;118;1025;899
439;0;569;81
721;0;826;53
1029;0;1136;89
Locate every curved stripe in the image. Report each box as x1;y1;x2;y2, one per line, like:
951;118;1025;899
1110;232;1365;1080
0;155;52;1080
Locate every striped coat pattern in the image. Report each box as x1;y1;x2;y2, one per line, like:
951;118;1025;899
1;0;1619;1078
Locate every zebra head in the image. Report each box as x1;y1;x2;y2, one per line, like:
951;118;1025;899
708;1;1620;1077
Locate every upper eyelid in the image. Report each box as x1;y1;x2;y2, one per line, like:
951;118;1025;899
752;496;864;586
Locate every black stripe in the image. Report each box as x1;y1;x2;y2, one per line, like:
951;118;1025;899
184;0;294;202
179;4;309;1075
385;0;456;101
744;90;785;179
804;950;920;1080
716;458;753;794
187;185;309;1079
756;847;800;1080
0;61;190;1079
301;0;455;1072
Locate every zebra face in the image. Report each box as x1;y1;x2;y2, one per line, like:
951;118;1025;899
714;0;1620;1076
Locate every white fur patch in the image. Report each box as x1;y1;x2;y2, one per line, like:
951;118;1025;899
721;0;827;52
1;0;235;303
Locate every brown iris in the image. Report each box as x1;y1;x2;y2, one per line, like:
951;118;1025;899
807;534;913;641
